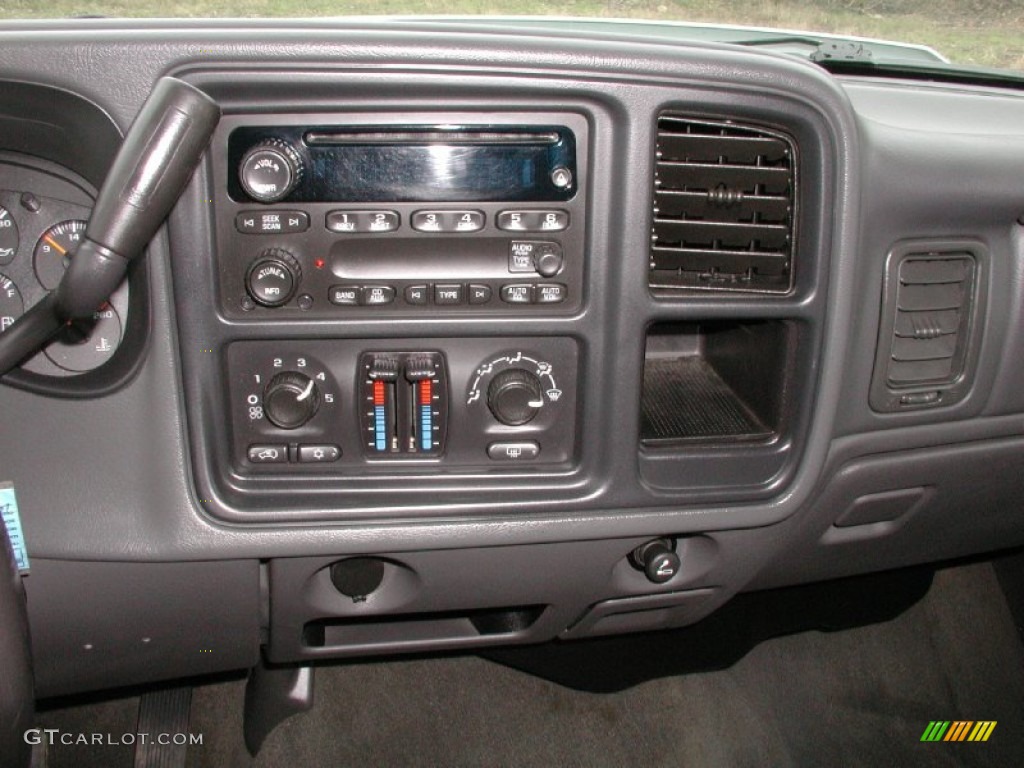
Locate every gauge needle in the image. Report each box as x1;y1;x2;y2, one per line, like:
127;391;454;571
44;236;67;256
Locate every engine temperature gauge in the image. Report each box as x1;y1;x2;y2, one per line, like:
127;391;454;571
34;219;86;290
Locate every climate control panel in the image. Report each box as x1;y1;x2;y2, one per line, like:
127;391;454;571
226;337;578;473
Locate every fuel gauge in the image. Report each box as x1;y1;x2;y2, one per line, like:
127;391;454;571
34;219;86;290
0;274;23;333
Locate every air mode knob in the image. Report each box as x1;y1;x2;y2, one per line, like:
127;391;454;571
263;371;320;429
487;368;544;426
238;139;305;203
246;248;301;307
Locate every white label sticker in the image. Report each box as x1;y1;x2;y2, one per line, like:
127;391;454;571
0;483;29;573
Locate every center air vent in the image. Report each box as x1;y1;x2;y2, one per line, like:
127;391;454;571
650;115;796;294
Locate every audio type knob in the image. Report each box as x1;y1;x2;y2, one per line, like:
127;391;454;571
487;368;544;426
263;371;320;429
238;139;305;203
246;248;301;307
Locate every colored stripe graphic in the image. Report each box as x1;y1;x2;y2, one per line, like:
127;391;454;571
944;721;973;741
921;722;950;742
968;722;997;742
922;721;996;742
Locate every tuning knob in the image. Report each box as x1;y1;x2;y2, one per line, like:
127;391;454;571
263;371;320;429
246;248;301;307
238;139;305;203
487;368;544;426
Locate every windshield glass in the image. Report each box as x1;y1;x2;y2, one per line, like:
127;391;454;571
2;1;1022;75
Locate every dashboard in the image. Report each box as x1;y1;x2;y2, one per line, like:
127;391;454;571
1;18;1023;723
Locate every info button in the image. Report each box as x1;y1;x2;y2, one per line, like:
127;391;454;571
487;441;540;462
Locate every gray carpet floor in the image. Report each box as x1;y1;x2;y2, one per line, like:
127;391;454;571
36;560;1024;767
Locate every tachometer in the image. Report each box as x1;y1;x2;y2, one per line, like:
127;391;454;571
33;219;86;290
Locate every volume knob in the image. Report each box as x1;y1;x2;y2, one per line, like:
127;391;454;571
487;368;544;426
246;248;301;307
238;139;304;203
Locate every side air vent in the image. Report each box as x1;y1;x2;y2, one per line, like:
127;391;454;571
870;241;986;412
650;115;797;294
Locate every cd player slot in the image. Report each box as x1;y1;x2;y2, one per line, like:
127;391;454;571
305;129;561;146
332;238;520;280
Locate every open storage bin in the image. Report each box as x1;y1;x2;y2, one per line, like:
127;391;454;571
641;321;791;444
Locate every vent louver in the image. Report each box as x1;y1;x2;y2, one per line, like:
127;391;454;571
650;115;796;293
870;243;985;413
886;254;974;386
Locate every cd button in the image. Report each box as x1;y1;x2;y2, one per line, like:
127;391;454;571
468;284;492;305
500;284;534;304
434;284;465;305
328;285;360;305
405;285;429;305
536;283;568;304
361;285;397;305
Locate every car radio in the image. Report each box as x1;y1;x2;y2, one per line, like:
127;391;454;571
212;113;588;318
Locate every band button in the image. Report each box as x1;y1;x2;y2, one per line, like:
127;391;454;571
329;285;360;305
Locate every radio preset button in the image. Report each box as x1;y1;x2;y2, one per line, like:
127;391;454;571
412;210;485;233
500;284;534;304
468;284;492;305
361;285;397;306
328;285;360;305
452;211;485;232
405;285;429;305
327;210;400;233
434;284;465;305
236;210;309;234
536;283;568;304
498;210;570;232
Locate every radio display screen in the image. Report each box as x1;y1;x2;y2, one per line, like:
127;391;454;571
229;125;577;203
